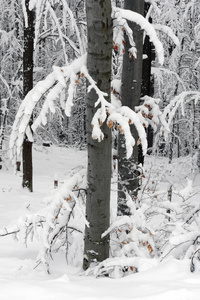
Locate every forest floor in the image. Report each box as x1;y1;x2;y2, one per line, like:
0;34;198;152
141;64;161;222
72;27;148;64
1;145;200;300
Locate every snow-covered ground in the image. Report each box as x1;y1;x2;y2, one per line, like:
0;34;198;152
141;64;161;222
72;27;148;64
1;145;200;300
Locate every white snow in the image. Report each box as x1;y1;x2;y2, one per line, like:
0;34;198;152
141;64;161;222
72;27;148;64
1;145;200;299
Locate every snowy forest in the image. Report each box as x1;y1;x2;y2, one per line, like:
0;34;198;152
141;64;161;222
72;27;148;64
1;0;200;299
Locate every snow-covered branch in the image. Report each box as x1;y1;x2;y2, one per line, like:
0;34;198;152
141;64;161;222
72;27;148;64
153;24;180;48
102;198;155;262
28;0;85;58
112;7;165;65
135;96;170;134
0;74;12;98
10;48;148;162
152;67;186;92
163;91;200;128
9;54;87;164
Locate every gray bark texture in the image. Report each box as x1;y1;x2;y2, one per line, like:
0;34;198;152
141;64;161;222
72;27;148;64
118;0;144;215
22;0;34;192
83;0;113;270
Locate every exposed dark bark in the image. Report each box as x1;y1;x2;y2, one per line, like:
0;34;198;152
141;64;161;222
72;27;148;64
141;3;155;155
83;0;113;270
118;0;144;216
22;0;34;192
0;97;2;170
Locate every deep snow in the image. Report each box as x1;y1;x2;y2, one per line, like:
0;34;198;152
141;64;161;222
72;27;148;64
1;145;200;300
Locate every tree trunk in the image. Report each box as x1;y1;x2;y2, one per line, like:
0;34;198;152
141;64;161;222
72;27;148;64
0;95;2;170
22;0;34;192
83;0;112;270
0;97;11;170
141;3;155;154
118;0;144;215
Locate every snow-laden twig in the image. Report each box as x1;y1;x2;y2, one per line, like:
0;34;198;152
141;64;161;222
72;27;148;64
107;107;147;158
21;0;28;28
135;96;170;134
194;57;200;69
146;0;161;16
29;0;85;58
60;0;85;55
163;91;200;128
113;16;137;59
153;24;180;48
151;67;186;92
29;0;46;48
46;2;68;64
0;74;12;98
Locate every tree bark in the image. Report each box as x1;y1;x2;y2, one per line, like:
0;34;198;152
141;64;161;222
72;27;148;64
118;0;144;215
22;0;34;192
0;95;2;170
141;3;155;154
83;0;112;270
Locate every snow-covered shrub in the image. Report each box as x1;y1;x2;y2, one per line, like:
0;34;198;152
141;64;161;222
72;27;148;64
87;155;200;278
2;153;200;276
0;169;87;273
103;196;155;260
137;157;200;268
85;256;138;278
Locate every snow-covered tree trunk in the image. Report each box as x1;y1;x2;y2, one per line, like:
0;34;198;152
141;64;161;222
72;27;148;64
83;0;113;270
22;0;34;192
118;0;144;215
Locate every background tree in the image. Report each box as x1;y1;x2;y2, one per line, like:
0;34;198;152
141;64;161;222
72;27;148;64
118;0;145;215
0;0;87;171
33;0;87;147
141;2;155;153
0;0;23;169
29;0;87;148
22;0;34;191
152;0;200;162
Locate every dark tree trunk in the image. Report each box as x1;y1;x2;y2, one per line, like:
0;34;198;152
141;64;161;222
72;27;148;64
83;0;113;270
0;97;11;170
118;0;144;215
141;3;155;154
0;96;2;170
22;0;34;192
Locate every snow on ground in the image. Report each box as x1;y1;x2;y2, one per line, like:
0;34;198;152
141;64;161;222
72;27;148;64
1;145;200;300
